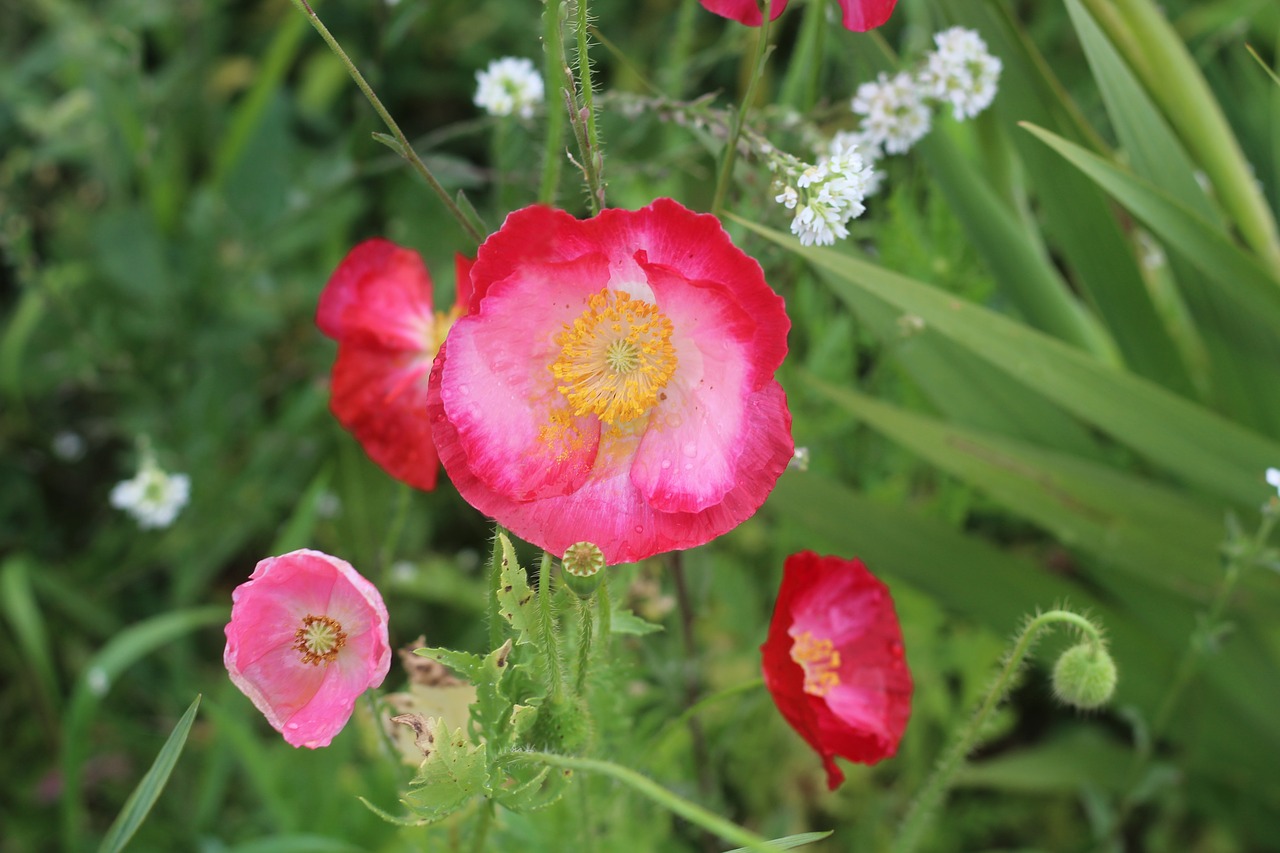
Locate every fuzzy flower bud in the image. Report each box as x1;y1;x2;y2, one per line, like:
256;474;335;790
1051;642;1117;711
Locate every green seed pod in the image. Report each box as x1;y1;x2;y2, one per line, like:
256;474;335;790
1052;642;1117;711
561;541;605;599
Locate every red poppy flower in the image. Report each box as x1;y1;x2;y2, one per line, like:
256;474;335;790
761;551;912;789
316;240;472;491
426;199;794;565
699;0;896;31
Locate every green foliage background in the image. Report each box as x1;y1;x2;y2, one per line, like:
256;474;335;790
2;0;1279;850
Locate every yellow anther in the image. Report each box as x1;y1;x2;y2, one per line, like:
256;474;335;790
549;289;677;425
790;631;842;697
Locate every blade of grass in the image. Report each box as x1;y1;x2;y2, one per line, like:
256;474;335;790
0;555;61;733
97;695;202;853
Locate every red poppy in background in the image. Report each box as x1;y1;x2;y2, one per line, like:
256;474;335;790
761;551;913;789
699;0;896;31
316;240;472;491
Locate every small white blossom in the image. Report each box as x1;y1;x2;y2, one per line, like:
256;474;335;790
110;455;190;530
787;447;810;472
777;149;875;247
1135;231;1166;271
917;27;1002;121
474;57;545;119
391;561;417;583
775;185;799;209
1267;467;1280;495
851;72;932;156
828;131;885;196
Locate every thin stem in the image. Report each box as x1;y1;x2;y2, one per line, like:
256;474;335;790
287;0;483;246
893;610;1103;853
711;3;773;217
467;800;494;853
517;752;778;852
575;594;596;694
378;482;412;578
540;0;568;204
573;0;604;212
538;551;565;702
487;527;505;651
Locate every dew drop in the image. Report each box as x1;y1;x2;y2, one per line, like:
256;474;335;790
634;525;644;534
660;459;672;470
458;384;470;396
683;462;693;471
682;441;697;457
890;642;904;658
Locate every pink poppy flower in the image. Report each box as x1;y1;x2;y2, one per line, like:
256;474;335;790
427;199;794;565
317;240;472;491
761;551;912;789
224;549;392;749
699;0;896;31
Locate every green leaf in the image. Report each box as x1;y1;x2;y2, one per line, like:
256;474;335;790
402;720;487;823
721;831;834;852
226;835;365;853
736;216;1280;507
610;607;664;636
97;695;202;853
493;759;571;813
0;555;60;721
803;376;1226;599
496;533;538;645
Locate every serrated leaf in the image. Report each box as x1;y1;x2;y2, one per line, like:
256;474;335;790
494;757;572;814
357;796;431;827
496;533;537;645
508;703;538;742
610;607;663;636
403;720;486;823
414;647;486;681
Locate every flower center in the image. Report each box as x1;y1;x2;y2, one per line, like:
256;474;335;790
293;614;347;666
790;631;842;697
550;288;677;425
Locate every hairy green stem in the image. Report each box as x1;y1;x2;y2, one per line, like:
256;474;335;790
487;527;505;651
575;594;596;694
893;610;1104;853
518;752;778;851
540;0;569;204
538;551;565;702
711;2;773;217
287;0;483;246
573;0;605;211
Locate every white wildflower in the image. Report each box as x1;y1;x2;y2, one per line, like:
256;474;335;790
787;447;810;472
777;148;874;247
473;57;545;119
775;185;799;209
828;131;885;196
86;667;110;697
851;71;932;156
1267;467;1280;496
110;453;190;530
917;27;1002;121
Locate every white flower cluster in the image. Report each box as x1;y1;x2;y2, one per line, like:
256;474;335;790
110;454;190;530
917;27;1003;122
773;146;876;247
850;71;931;157
473;57;545;119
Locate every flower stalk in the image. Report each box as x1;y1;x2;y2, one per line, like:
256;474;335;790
287;0;484;246
893;609;1109;853
711;1;774;217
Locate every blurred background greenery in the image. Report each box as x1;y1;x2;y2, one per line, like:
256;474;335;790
2;0;1279;850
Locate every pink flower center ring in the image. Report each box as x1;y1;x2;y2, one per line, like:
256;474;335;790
790;631;842;697
550;288;678;426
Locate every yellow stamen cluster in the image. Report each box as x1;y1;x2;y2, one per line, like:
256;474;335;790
293;614;348;666
790;631;842;697
550;289;677;425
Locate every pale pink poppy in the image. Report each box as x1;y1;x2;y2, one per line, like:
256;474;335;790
224;549;391;748
427;199;794;565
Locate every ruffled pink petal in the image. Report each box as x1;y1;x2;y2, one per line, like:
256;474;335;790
437;253;610;501
329;344;439;491
316;239;435;352
453;253;475;313
224;550;390;749
838;0;896;31
698;0;788;26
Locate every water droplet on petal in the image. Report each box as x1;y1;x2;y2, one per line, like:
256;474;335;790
660;459;672;470
458;384;470;396
683;462;693;471
682;441;697;457
634;525;644;534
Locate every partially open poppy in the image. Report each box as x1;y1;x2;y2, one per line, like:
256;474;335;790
761;551;913;788
317;240;471;491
